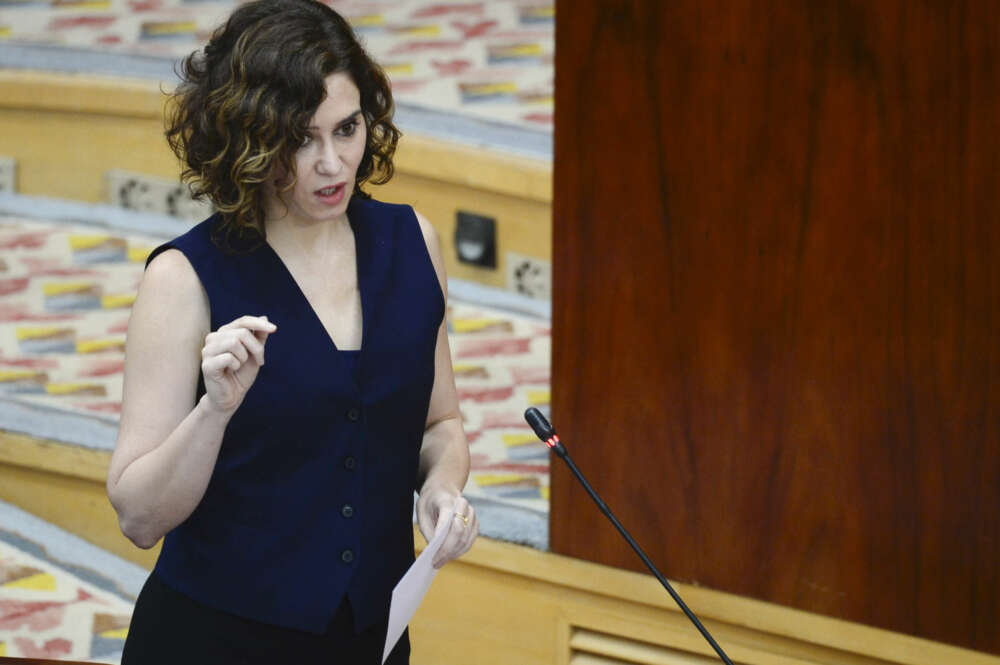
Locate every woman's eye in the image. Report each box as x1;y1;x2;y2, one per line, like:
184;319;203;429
337;121;358;137
300;134;313;147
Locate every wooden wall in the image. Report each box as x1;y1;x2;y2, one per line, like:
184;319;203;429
550;0;999;655
3;433;999;665
0;70;551;289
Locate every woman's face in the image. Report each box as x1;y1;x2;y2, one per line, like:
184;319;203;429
266;71;367;226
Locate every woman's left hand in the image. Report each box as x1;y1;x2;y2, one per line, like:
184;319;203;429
416;484;478;569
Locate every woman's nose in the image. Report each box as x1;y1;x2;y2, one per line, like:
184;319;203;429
316;142;344;175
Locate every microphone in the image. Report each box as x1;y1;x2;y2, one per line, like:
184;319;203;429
524;406;562;455
525;407;734;665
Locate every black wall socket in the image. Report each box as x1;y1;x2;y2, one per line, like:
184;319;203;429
454;211;497;269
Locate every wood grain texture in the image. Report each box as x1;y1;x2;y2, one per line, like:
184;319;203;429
551;0;999;654
3;435;998;665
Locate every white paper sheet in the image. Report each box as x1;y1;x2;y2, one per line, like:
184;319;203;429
382;509;454;663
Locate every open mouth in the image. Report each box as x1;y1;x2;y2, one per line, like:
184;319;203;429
315;184;344;197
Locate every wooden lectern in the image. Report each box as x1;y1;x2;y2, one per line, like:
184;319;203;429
551;0;999;656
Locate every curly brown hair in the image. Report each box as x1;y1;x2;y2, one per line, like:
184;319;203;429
165;0;400;252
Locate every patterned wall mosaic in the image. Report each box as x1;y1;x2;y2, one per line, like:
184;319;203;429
0;534;133;662
0;214;552;516
0;0;554;132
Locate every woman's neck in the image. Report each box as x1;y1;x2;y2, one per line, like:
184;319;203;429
264;213;353;263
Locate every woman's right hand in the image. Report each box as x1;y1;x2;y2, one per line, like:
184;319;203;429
201;315;277;414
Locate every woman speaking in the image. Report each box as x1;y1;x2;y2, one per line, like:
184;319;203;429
106;1;478;662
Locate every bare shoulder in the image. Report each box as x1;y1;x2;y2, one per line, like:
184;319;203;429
126;247;209;376
413;209;447;289
144;247;199;289
140;248;209;323
413;210;440;255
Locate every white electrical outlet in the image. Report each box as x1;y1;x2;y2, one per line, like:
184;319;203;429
107;170;213;221
506;251;552;300
0;156;17;193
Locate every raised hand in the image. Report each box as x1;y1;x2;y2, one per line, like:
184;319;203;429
200;315;277;414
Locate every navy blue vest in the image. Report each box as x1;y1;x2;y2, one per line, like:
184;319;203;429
144;197;444;633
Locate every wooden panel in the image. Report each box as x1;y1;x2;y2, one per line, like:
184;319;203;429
374;169;551;288
5;435;999;665
0;71;551;203
551;0;999;655
0;461;160;571
0;432;159;569
570;628;728;664
412;534;1000;665
0;429;109;483
0;70;553;288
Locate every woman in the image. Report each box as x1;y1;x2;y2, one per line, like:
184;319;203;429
106;1;478;662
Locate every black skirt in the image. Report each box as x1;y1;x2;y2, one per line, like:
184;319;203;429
121;572;410;665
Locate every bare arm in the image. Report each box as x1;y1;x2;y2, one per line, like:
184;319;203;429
413;211;478;567
107;249;273;548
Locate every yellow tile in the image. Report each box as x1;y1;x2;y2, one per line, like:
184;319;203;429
525;7;555;19
143;21;196;36
395;24;439;37
384;63;415;76
351;13;384;28
16;326;73;341
100;627;129;640
54;0;111;9
128;246;155;263
0;369;38;381
526;389;550;405
501;43;543;57
464;82;518;96
101;293;136;309
4;572;57;591
45;382;104;395
42;281;96;296
76;338;125;353
68;234;113;250
452;318;506;333
501;433;538;447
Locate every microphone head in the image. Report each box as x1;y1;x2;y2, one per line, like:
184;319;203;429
524;407;555;441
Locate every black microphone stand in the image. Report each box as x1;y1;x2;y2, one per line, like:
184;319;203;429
525;407;735;665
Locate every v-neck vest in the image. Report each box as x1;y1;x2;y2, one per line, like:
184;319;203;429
143;197;444;633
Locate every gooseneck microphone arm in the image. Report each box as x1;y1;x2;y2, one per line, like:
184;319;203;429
525;407;735;665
